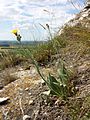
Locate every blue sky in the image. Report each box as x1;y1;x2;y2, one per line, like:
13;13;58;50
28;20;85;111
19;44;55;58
0;0;84;41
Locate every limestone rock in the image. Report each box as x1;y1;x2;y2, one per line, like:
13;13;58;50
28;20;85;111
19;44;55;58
0;97;10;104
29;100;34;105
23;115;31;120
42;90;50;96
58;4;90;35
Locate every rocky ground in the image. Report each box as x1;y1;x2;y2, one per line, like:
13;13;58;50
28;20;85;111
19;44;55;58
0;66;51;119
0;40;90;120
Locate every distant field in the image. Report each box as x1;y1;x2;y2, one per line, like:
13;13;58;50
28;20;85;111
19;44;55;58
0;40;44;45
0;40;45;52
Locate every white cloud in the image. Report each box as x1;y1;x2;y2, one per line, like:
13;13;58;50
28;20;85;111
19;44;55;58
0;0;84;40
0;0;82;22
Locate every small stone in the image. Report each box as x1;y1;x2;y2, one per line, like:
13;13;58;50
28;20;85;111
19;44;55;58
81;75;85;79
29;100;34;105
30;69;36;75
41;80;46;86
44;112;47;115
55;99;60;105
75;86;79;91
58;116;61;119
19;68;23;71
25;88;29;91
43;112;48;117
42;90;50;96
19;92;23;95
0;97;10;104
28;93;32;95
23;115;31;120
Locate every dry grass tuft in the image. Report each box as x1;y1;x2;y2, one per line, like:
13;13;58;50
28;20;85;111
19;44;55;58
1;70;18;86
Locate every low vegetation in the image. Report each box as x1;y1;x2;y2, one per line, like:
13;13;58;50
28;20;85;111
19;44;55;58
0;26;90;69
0;34;67;69
0;26;90;119
33;58;75;99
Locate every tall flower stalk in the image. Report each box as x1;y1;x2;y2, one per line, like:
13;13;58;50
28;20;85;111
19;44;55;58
11;30;74;99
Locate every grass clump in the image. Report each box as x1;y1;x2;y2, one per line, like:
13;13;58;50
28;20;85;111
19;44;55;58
1;70;18;86
62;26;90;46
0;50;24;69
24;36;67;64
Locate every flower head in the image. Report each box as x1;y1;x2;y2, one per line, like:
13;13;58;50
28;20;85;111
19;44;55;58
11;29;22;42
11;29;18;36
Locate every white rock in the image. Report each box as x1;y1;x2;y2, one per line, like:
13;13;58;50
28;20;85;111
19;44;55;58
23;115;31;120
28;92;32;95
40;79;46;86
0;97;9;104
55;99;60;105
19;68;23;71
29;100;33;105
42;90;50;96
25;88;29;91
30;69;36;75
